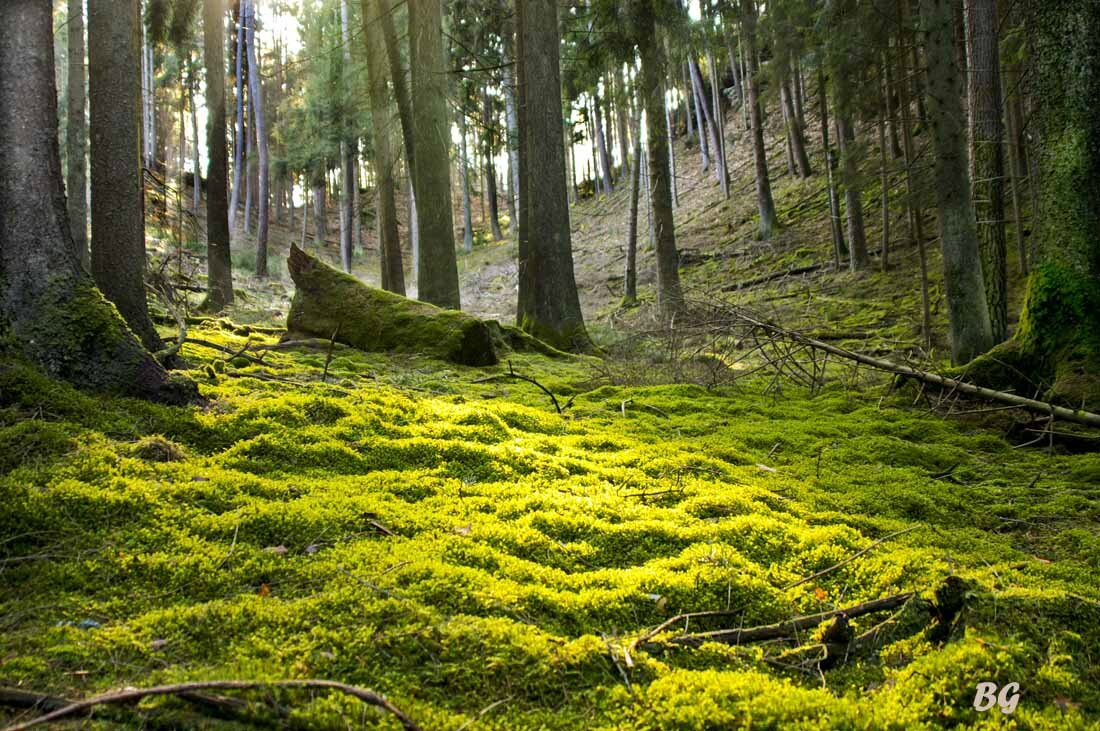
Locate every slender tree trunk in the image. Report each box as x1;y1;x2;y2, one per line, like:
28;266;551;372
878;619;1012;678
706;49;731;197
638;0;683;320
339;0;355;273
502;16;520;234
458;97;474;253
665;97;679;207
88;0;160;352
362;0;405;293
244;0;268;277
687;63;708;169
201;0;233;311
836;116;868;270
964;0;1008;343
819;68;846;266
877;80;891;271
593;86;614;193
920;0;993;363
882;47;904;158
623;105;643;307
616;68;632;178
741;0;779;239
228;10;245;233
141;22;156;171
300;181;309;247
312;175;326;246
190;71;201;212
0;0;194;403
66;0;88;268
409;0;460;308
781;75;812;177
481;87;504;240
515;0;590;349
381;0;418;271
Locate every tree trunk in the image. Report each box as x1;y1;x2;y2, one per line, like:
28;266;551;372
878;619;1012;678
362;0;406;294
0;0;194;403
819;69;846;266
638;0;683;320
66;0;88;269
781;75;812;177
88;0;160;352
616;68;632;179
919;0;993;364
687;60;710;171
623;105;643;307
706;49;731;197
229;11;245;232
481;87;504;240
244;0;269;278
964;0;1008;343
593;85;614;193
665;95;679;207
409;0;460;309
189;70;201;212
502;58;520;235
312;174;327;246
836;115;868;270
201;0;234;312
515;0;590;350
458;97;474;253
339;0;355;273
141;23;156;171
741;0;779;239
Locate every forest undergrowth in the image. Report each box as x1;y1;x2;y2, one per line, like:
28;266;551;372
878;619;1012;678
2;316;1099;729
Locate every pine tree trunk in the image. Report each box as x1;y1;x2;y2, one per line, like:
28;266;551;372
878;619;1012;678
88;0;160;352
312;175;327;246
964;0;1008;343
458;97;474;253
362;0;406;294
190;71;201;212
687;60;710;171
819;68;846;266
741;0;779;239
616;69;632;178
919;0;993;363
706;49;731;197
244;0;269;277
481;87;504;240
201;0;233;312
409;0;460;309
593;86;614;193
514;0;590;350
638;0;683;320
781;75;812;177
229;9;245;233
339;0;355;273
66;0;88;268
502;57;520;234
623;106;643;307
836;115;868;270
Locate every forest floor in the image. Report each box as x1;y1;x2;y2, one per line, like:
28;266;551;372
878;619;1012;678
3;111;1098;729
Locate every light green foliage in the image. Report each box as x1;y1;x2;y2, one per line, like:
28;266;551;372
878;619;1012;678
1;320;1098;728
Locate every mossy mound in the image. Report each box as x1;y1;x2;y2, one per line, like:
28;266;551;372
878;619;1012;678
286;244;498;366
1;324;1099;729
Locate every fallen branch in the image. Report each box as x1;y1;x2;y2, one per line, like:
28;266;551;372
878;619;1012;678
664;592;916;648
1;680;420;731
475;361;573;414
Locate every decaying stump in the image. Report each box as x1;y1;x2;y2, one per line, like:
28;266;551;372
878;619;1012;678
286;245;498;366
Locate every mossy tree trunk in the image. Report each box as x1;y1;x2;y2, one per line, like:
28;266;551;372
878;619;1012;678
88;0;161;353
514;0;591;351
970;0;1100;407
0;0;195;404
919;0;993;364
409;0;461;309
201;0;234;312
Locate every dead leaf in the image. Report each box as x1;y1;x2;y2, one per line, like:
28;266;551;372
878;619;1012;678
453;524;472;536
814;587;829;602
264;545;288;555
258;583;271;597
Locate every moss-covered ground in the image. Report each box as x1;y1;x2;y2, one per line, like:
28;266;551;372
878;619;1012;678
2;316;1099;729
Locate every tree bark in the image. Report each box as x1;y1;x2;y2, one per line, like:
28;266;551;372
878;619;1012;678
66;0;88;269
623;106;643;307
481;87;504;240
964;0;1008;343
819;69;846;266
919;0;993;363
362;0;406;294
458;95;474;253
515;0;590;350
339;0;355;273
201;0;233;311
409;0;460;309
0;0;195;404
244;0;269;277
638;0;683;320
593;85;614;193
229;10;245;232
88;0;160;352
781;75;812;177
741;0;779;239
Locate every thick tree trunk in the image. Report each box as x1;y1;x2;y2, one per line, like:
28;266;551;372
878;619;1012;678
66;0;88;269
515;0;590;350
964;0;1008;343
244;0;269;278
201;0;234;312
409;0;460;309
638;0;683;320
362;0;406;294
919;0;993;364
741;0;779;239
88;0;160;352
0;0;194;404
287;245;496;365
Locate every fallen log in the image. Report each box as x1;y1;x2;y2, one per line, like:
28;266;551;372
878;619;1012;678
286;244;497;366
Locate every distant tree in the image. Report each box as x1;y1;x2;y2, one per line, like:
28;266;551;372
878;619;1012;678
409;0;460;308
515;0;591;350
739;0;780;239
88;0;161;352
243;0;270;277
201;0;234;311
0;0;194;403
919;0;993;363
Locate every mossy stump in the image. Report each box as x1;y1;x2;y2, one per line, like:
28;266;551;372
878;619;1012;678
286;245;498;366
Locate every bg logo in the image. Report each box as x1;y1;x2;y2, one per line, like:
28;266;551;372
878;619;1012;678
973;682;1020;714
